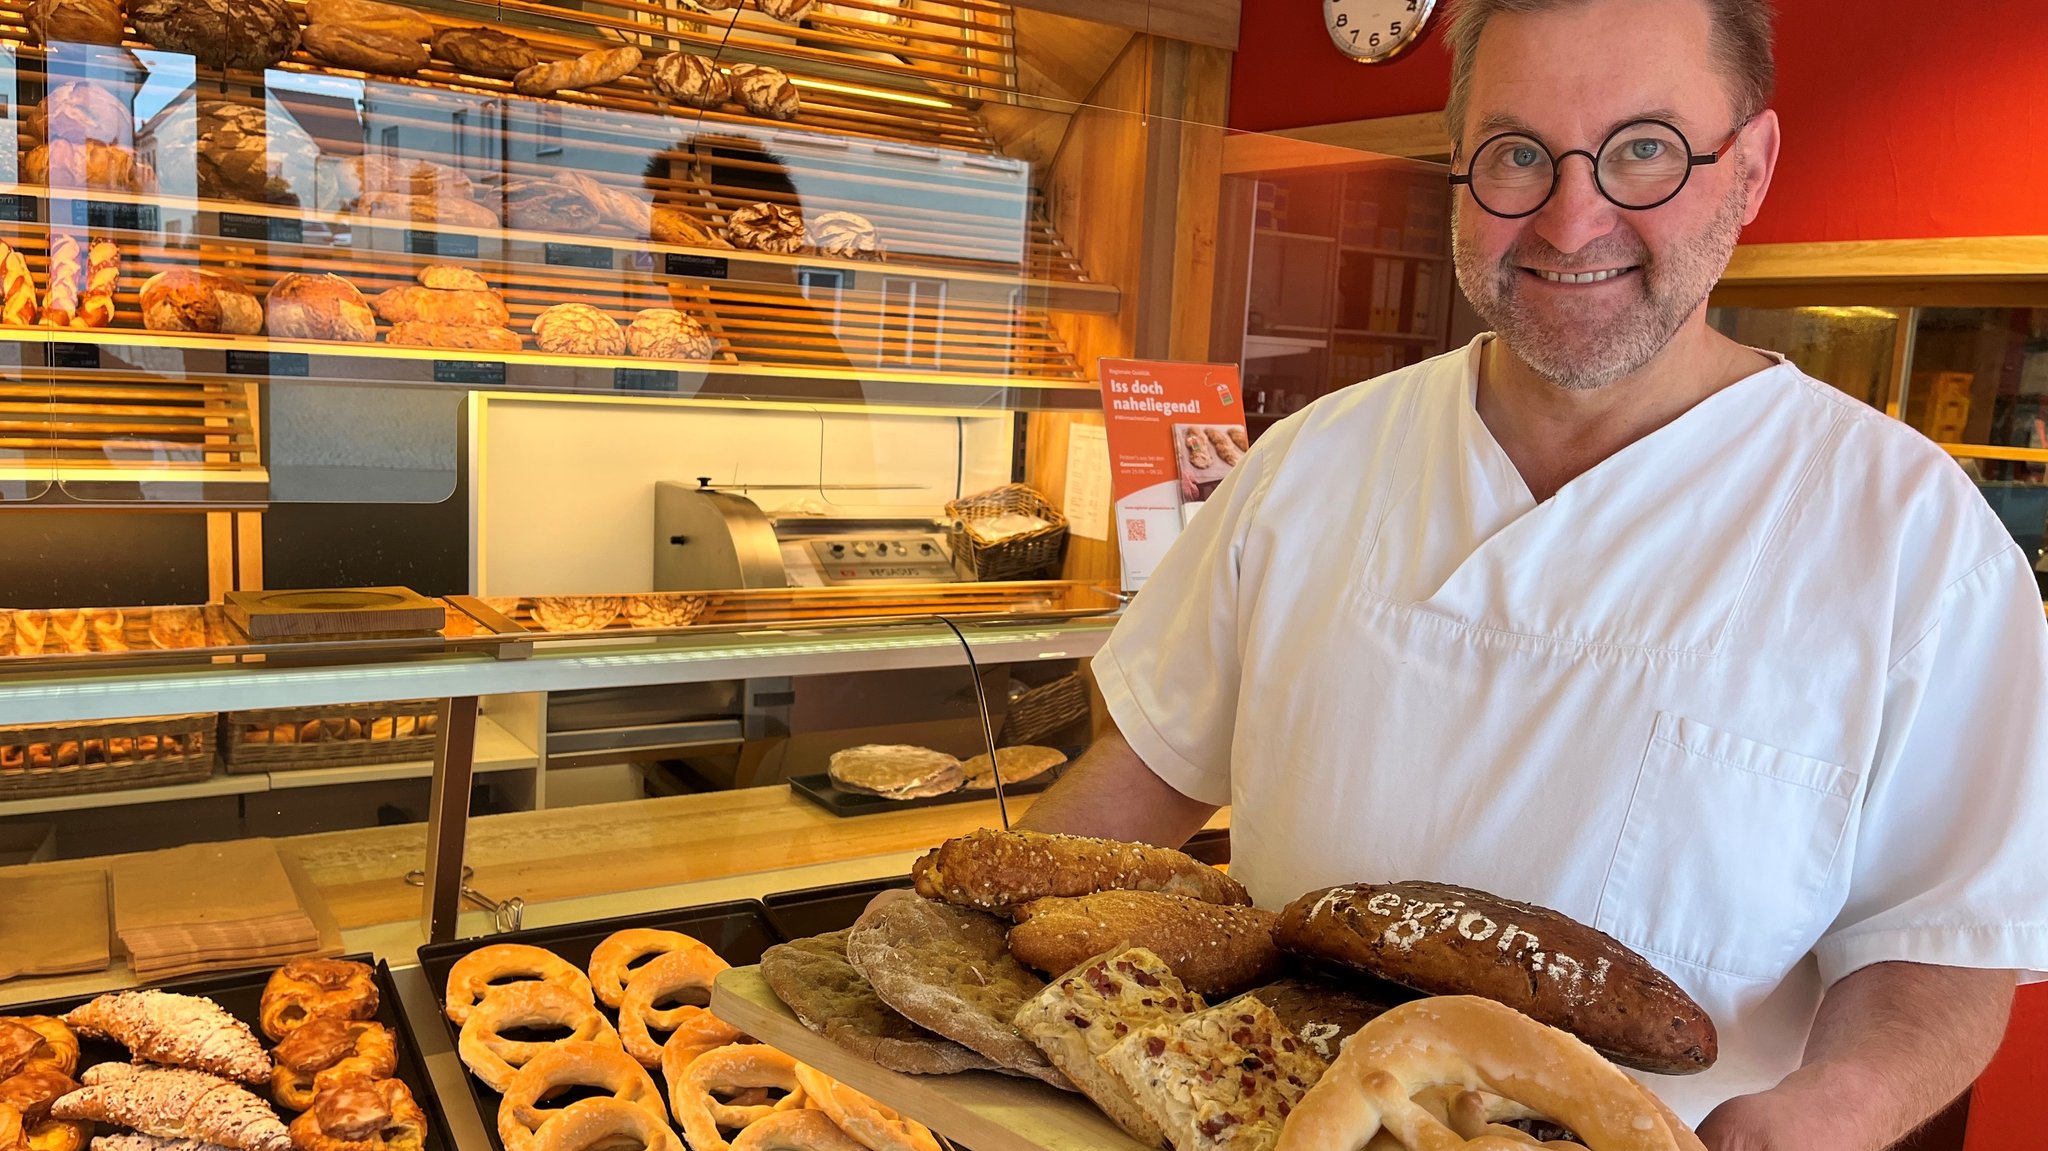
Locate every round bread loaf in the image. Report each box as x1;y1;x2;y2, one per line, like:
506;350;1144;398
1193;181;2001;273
651;52;729;109
625;309;716;361
808;211;882;260
266;273;377;343
1275;880;1717;1074
912;829;1252;917
724;202;807;254
303;23;430;74
531;303;624;356
131;0;302;70
141;268;264;335
755;0;811;22
432;27;537;77
142;99;318;204
29;0;125;44
727;63;800;120
304;0;430;39
31;83;133;146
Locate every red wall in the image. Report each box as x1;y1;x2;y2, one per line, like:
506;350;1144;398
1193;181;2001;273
1227;0;2048;244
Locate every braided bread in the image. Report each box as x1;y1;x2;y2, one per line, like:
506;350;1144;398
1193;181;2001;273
40;234;82;328
74;241;119;329
0;245;35;326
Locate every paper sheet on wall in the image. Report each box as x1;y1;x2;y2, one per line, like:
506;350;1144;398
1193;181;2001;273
1063;423;1111;541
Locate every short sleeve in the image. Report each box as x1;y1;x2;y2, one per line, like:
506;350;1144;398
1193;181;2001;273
1091;429;1287;808
1814;546;2048;987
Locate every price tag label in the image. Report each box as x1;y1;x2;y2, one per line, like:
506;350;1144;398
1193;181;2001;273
664;253;729;279
49;342;101;369
614;367;680;393
72;201;158;231
433;359;506;385
226;350;309;377
407;230;480;258
0;194;38;223
219;213;304;243
545;242;612;269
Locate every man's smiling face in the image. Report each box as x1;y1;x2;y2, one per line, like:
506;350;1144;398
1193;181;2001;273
1450;0;1772;391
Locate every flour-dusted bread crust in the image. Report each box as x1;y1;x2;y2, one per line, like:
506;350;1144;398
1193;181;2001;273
1009;891;1283;998
1275;881;1716;1074
1014;947;1204;1147
759;930;998;1075
843;898;1070;1089
1101;995;1325;1151
958;746;1065;790
912;829;1251;918
1244;979;1400;1063
826;746;963;800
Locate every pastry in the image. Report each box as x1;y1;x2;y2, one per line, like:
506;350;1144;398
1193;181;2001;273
63;992;270;1084
1;1018;77;1078
415;265;487;292
1246;978;1398;1062
269;1019;395;1112
754;0;810;22
87;608;126;651
42;234;84;328
139;101;318;205
624;310;715;361
616;941;728;1067
1009;891;1285;998
526;596;620;632
807;212;881;260
588;930;698;1010
1104;995;1326;1151
2;245;39;326
531;304;624;357
74;241;119;329
656;1020;745;1099
726;64;799;120
650;53;728;109
789;1065;938;1151
284;1079;427;1151
668;1046;800;1151
911;829;1253;917
357;192;499;229
1274;996;1705;1151
266;274;377;343
619;595;706;629
52;1066;290;1151
141;269;264;336
303;0;429;39
0;1069;79;1126
843;897;1068;1087
385;321;522;352
2;1021;48;1078
130;0;302;70
444;944;595;1025
723;203;807;255
302;24;430;74
498;1043;661;1151
431;27;537;78
1014;947;1203;1147
458;983;619;1093
1206;426;1244;465
371;285;509;327
512;45;642;97
724;1111;865;1151
826;745;961;799
45;610;88;653
90;1136;237;1151
1275;880;1717;1074
146;606;207;649
28;1118;90;1151
958;745;1064;790
759;930;996;1076
649;206;728;248
527;1097;677;1151
25;140;153;192
28;0;124;44
259;958;378;1041
30;84;132;146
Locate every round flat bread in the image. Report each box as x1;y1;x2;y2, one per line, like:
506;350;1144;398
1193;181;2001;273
760;930;1000;1075
844;898;1071;1089
960;745;1067;790
827;745;964;799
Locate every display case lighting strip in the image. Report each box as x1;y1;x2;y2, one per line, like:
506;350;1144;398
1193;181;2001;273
789;77;956;110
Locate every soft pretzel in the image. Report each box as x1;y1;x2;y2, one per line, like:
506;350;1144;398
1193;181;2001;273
270;1019;397;1112
498;1043;662;1151
285;1078;428;1151
589;930;701;1010
669;1046;803;1151
1274;996;1706;1151
459;984;619;1093
658;1016;747;1102
728;1110;865;1151
618;942;729;1066
261;959;380;1040
445;946;595;1026
791;1064;940;1151
529;1097;680;1151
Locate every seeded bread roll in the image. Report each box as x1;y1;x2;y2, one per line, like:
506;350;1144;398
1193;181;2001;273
911;828;1251;918
1008;891;1283;998
1275;880;1717;1074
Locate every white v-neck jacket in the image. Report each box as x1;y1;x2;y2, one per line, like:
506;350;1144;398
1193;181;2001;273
1094;336;2048;1122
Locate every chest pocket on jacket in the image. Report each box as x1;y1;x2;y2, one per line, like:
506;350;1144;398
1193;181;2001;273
1596;712;1857;981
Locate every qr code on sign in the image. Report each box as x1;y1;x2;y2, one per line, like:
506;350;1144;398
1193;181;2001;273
1125;518;1148;542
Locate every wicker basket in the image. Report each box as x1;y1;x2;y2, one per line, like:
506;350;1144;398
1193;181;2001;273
222;700;443;773
0;714;215;799
946;484;1069;581
1000;672;1091;746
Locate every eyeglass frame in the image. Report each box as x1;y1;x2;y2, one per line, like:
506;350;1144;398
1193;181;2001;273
1448;117;1749;219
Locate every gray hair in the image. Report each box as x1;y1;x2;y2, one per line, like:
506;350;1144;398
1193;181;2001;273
1443;0;1775;148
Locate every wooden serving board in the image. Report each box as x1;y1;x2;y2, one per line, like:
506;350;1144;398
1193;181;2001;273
712;965;1150;1151
225;587;447;639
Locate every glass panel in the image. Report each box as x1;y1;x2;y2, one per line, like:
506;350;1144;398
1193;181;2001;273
1900;307;2048;566
1706;305;1903;408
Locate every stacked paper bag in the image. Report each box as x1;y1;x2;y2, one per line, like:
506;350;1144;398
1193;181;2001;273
0;868;112;981
110;839;341;978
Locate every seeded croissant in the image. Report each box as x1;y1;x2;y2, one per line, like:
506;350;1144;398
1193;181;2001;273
52;1066;290;1151
63;993;271;1083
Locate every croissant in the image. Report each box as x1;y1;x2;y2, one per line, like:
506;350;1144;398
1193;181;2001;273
91;1136;236;1151
63;993;272;1084
52;1067;290;1151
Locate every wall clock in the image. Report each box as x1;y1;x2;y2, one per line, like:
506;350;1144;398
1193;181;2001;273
1323;0;1436;64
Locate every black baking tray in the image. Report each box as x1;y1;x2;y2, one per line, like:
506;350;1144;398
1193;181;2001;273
1;956;451;1151
786;761;1067;817
760;875;915;940
1183;827;1232;867
413;899;781;1151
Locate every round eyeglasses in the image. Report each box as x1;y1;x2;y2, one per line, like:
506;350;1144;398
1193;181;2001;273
1449;118;1745;219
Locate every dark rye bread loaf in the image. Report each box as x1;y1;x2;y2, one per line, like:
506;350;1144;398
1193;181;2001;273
912;829;1250;918
1276;881;1717;1074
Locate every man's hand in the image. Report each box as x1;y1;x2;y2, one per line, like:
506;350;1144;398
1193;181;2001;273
1695;1077;1864;1151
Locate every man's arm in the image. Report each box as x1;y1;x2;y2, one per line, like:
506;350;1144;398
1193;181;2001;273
1696;961;2016;1151
1015;726;1218;847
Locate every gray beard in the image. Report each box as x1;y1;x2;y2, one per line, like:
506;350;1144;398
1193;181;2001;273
1452;174;1749;392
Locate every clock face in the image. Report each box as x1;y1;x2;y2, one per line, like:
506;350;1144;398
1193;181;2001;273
1323;0;1436;64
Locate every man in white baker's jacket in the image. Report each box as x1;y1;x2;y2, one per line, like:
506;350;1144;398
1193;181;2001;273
1016;0;2047;1146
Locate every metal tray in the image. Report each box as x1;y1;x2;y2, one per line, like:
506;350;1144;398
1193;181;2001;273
786;762;1066;818
414;899;779;1151
761;876;914;940
1;956;451;1151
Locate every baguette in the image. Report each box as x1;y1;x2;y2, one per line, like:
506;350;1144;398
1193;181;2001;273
513;45;642;96
911;829;1252;917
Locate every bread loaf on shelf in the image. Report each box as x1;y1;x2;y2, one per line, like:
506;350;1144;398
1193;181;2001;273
1;244;39;326
30;83;133;146
724;202;807;254
649;205;730;248
266;273;377;343
531;303;624;356
512;45;642;96
625;309;716;361
809;211;882;260
386;321;523;352
371;285;509;327
28;0;125;45
431;27;538;78
75;240;120;328
131;0;302;70
25;140;154;192
42;234;84;328
141;268;265;335
143;100;320;205
358;191;499;229
304;0;431;39
416;264;488;292
302;24;430;74
651;53;729;109
329;155;476;207
727;63;801;120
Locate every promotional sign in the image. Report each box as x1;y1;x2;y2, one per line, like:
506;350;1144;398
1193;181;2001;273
1097;359;1248;591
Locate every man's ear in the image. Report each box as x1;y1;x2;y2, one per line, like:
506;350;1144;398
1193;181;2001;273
1737;108;1781;226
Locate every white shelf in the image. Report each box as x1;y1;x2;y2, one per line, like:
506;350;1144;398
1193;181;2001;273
0;771;267;817
1243;334;1328;360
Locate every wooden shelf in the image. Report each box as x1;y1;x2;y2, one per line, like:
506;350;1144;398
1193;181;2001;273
1339;244;1446;261
1254;227;1338;243
1333;327;1441;342
1242;334;1326;360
